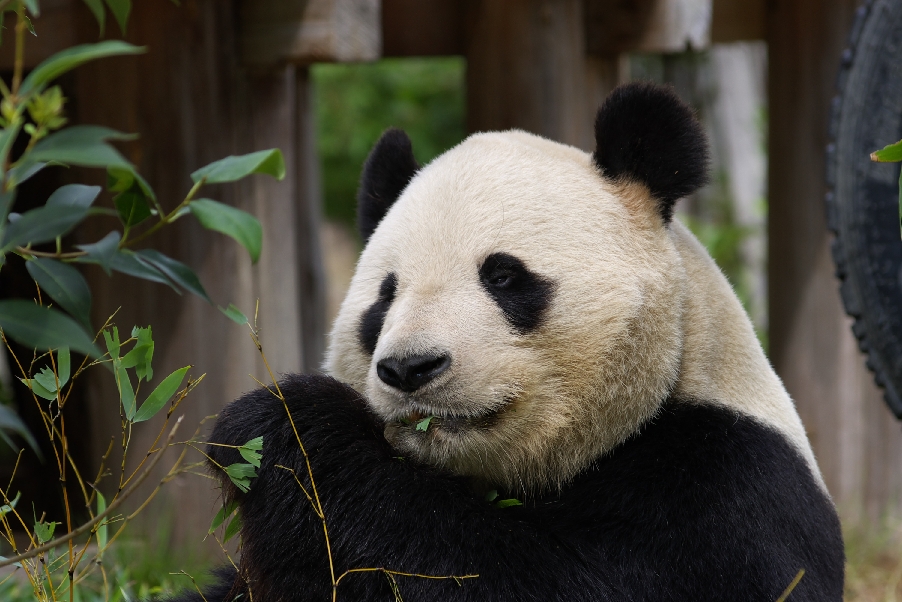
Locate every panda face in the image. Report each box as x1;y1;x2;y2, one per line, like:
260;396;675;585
325;130;686;492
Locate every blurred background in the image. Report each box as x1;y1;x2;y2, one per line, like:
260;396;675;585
0;0;899;599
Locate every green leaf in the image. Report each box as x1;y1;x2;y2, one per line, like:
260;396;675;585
0;404;39;455
133;366;188;423
114;189;151;226
871;139;902;163
116;363;135;420
19;375;56;400
6;161;46;188
495;499;523;509
223;513;242;543
19;41;145;99
26;125;135;170
75;231;121;275
0;491;21;517
208;500;238;534
484;490;498;502
107;165;155;202
119;325;153;381
0;300;99;357
898;165;902;242
219;303;247;325
22;14;35;36
95;491;107;552
0;204;89;251
109;250;179;292
33;366;61;394
58;347;70;384
81;0;106;35
224;463;257;493
190;149;285;184
23;0;39;17
0;123;22;181
103;326;120;358
134;249;211;303
46;184;101;208
34;519;58;544
238;446;261;468
103;0;130;35
243;436;263;451
189;199;262;263
415;416;433;432
26;258;93;329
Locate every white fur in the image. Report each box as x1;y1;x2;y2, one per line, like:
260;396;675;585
325;130;824;494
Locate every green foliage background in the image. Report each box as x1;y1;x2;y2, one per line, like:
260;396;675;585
312;58;466;229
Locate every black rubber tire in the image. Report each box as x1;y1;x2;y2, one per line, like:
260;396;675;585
827;0;902;417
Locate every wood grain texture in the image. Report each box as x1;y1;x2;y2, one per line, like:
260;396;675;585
71;0;322;546
240;0;380;66
767;0;902;524
711;0;765;43
465;0;619;151
382;0;465;57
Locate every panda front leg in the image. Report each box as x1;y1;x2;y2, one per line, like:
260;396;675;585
200;374;620;602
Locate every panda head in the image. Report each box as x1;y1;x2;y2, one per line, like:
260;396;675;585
325;83;709;492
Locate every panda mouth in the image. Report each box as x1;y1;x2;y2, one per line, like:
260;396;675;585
399;400;511;433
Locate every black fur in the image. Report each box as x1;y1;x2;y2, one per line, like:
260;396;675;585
357;129;419;243
478;252;555;334
358;273;398;355
593;82;710;223
179;375;843;601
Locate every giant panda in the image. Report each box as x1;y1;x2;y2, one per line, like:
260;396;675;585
180;82;844;601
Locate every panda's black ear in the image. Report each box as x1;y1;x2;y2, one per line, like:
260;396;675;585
357;128;420;243
592;83;709;223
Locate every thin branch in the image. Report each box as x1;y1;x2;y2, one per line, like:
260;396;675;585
0;417;184;569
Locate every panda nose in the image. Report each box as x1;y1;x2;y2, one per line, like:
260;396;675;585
376;353;452;392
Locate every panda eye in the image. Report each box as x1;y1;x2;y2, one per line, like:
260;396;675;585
488;271;515;288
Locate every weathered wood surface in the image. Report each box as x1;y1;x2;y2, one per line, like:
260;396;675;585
384;0;765;61
240;0;381;66
72;0;322;546
768;0;902;523
464;0;619;151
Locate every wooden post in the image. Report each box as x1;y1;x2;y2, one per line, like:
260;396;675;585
72;0;322;547
465;0;617;151
767;0;902;523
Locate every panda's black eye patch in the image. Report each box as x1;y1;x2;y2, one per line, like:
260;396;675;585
479;253;555;334
358;273;397;355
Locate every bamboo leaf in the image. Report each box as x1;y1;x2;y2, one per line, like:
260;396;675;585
120;325;153;381
18;375;56;400
0;405;40;455
133;366;188;423
190;149;285;184
0;300;99;357
116;363;135;420
223;513;242;543
96;491;107;553
871;139;902;163
208;500;238;534
189;199;262;263
218;303;247;325
26;258;92;329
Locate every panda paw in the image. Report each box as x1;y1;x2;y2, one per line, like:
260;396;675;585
206;374;391;492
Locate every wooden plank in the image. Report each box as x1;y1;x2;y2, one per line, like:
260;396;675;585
240;0;381;67
0;0;84;71
767;0;902;524
382;0;465;57
711;0;766;42
584;0;657;57
73;0;323;547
